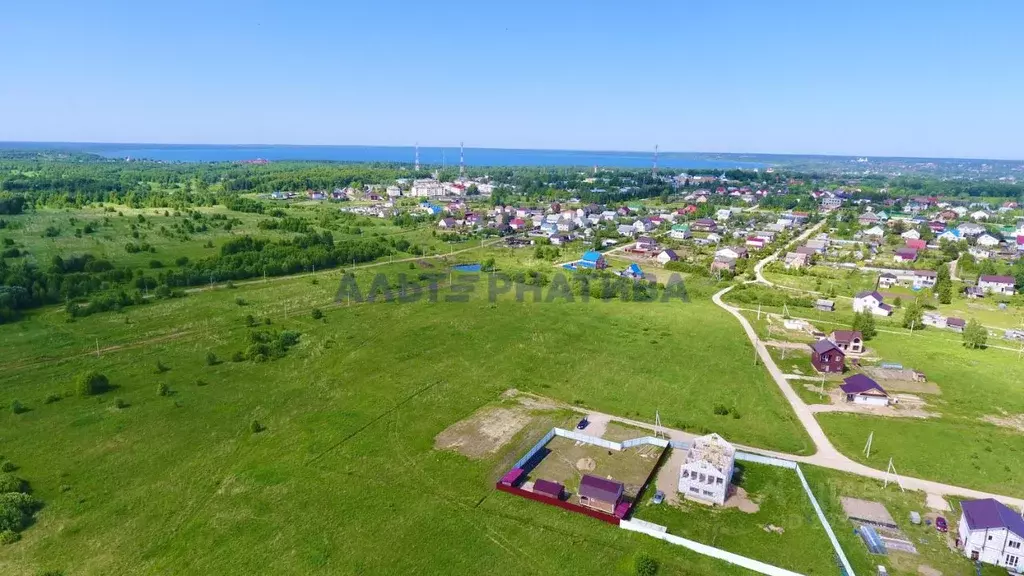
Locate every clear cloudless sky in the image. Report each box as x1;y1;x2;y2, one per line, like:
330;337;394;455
2;0;1023;159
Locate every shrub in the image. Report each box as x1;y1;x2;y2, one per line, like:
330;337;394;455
205;351;219;366
713;404;730;416
0;474;26;494
113;398;128;409
156;383;169;397
43;393;61;405
154;360;169;373
231;351;245;363
236;297;247;306
10;401;26;415
0;529;19;545
0;462;15;473
250;420;266;433
634;553;659;576
76;371;110;396
311;308;324;320
195;379;208;387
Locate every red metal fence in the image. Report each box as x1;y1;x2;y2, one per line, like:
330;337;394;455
494;482;621;525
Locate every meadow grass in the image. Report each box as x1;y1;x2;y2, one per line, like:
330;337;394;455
0;266;810;574
633;460;836;575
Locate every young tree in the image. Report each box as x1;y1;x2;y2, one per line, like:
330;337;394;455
963;318;988;349
902;299;924;329
937;281;953;304
851;311;877;340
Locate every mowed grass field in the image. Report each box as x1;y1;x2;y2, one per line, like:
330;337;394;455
0;266;810;574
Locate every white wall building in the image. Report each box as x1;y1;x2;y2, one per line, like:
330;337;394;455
678;433;735;506
979;275;1017;296
852;291;893;317
958;498;1024;570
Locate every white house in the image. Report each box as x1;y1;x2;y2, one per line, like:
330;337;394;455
862;226;885;238
656;250;679;265
978;275;1016;296
922;312;948;329
715;246;747;260
840;374;890;406
705;233;722;244
901;229;921;240
976;234;1000;248
970;210;989;221
958;498;1024;570
958;222;986;236
678;433;735;506
938;230;964;243
852;291;892;317
715;208;732;222
969;247;991;260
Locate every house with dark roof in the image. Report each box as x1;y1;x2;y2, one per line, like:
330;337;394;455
692;218;717;233
958;498;1024;568
853;291;892;317
946;317;966;333
894;247;918;263
829;330;864;354
978;275;1016;296
816;299;835;312
656;249;679;265
840;374;890;407
578;475;624;514
810;339;845;373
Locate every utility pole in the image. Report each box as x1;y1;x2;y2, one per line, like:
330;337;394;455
863;431;874;459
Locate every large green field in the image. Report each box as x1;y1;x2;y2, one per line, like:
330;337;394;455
729;286;1024;497
817;326;1024;497
0;260;812;574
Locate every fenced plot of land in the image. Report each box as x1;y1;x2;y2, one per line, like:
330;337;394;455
523;435;662;504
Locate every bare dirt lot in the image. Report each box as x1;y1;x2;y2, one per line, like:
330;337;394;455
862;367;942;395
434;405;532;459
982;412;1024;433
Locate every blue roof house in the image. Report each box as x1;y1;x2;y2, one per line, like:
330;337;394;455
578;251;607;270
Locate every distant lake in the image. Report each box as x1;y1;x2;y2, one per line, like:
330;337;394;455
0;142;768;170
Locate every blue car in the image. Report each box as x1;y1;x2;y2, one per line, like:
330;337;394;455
652;491;665;505
576;417;588;430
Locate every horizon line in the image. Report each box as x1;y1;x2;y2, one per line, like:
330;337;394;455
1;139;1023;164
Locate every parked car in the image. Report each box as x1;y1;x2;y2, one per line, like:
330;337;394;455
576;417;589;430
936;517;948;532
652;490;665;505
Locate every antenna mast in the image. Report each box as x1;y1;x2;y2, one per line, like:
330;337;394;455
459;141;465;179
414;142;420;171
653;144;659;177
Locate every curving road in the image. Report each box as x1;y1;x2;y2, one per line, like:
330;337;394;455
716;224;1024;507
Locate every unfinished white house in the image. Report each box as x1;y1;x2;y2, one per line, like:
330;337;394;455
678;433;736;505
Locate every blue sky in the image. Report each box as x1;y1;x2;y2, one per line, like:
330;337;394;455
2;0;1023;159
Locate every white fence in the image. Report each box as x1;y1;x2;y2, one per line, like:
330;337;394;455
551;428;669;451
510;428;555;471
620;520;806;576
735;451;797;469
795;464;855;576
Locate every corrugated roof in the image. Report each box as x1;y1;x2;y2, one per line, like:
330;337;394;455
962;499;1024;537
841;374;887;396
579;475;623;503
532;479;563;498
811;339;842;355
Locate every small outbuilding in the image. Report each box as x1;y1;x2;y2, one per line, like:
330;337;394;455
532;479;564;500
578;475;624;514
